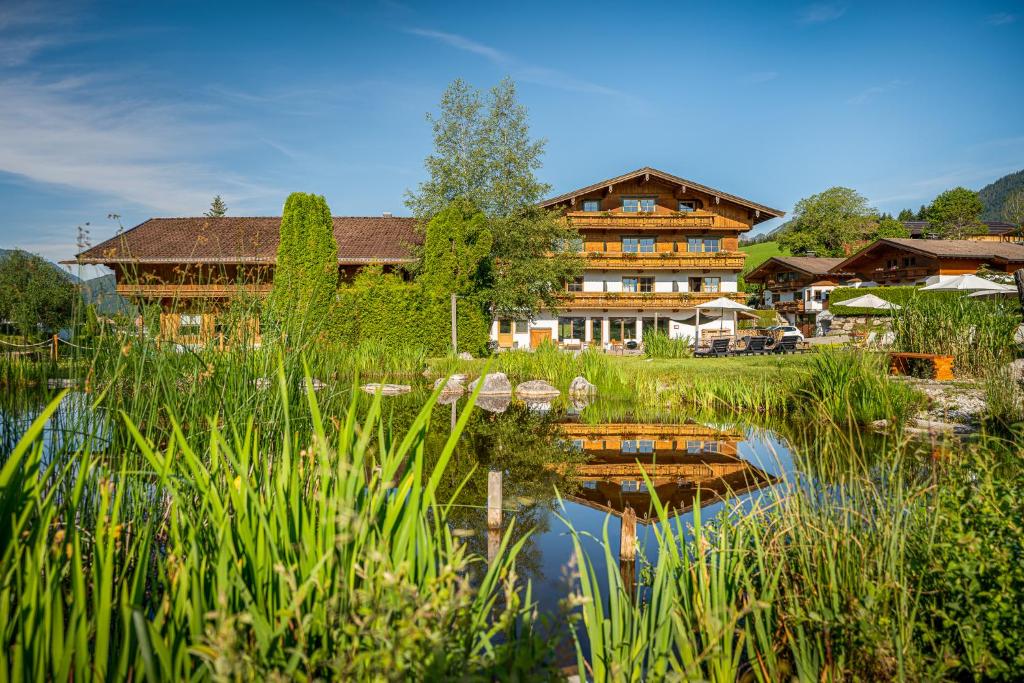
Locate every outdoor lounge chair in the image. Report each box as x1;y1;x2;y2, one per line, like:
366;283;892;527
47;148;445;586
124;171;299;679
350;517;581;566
695;337;731;357
740;336;769;355
772;336;798;354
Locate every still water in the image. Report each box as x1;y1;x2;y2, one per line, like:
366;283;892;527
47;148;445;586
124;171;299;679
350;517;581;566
1;386;795;620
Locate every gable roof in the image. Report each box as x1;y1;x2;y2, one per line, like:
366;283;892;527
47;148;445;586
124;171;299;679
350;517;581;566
838;238;1024;270
744;256;849;283
70;216;421;266
902;220;1018;238
538;167;785;224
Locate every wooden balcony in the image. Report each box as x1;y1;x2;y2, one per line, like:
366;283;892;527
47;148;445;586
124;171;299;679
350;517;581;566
585;251;745;270
868;266;932;283
566;211;716;229
117;283;273;298
558;291;746;310
774;300;805;314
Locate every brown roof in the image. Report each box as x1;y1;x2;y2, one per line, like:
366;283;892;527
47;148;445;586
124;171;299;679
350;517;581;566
70;216;421;265
744;256;849;283
539;166;786;224
839;238;1024;269
902;220;1018;238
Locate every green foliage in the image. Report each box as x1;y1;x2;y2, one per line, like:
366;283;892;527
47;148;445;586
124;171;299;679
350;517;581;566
889;290;1018;376
829;285;957;316
897;208;915;221
420;199;493;295
999;186;1024;230
205;194;227;217
0;250;77;340
927;187;986;239
642;330;693;359
405;78;549;220
334;267;490;356
267;192;338;336
778;187;879;257
978;168;1024;221
872;216;911;239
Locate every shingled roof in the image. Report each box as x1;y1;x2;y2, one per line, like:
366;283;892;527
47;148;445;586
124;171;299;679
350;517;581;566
839;238;1024;267
71;216;421;265
538;166;785;224
744;256;850;284
902;220;1018;238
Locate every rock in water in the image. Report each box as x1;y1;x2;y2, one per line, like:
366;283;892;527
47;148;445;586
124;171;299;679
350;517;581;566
476;394;512;413
361;383;412;396
568;376;597;396
515;380;561;399
468;372;512;395
433;376;466;395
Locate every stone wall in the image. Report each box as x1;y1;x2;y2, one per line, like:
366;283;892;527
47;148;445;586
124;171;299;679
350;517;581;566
822;315;892;337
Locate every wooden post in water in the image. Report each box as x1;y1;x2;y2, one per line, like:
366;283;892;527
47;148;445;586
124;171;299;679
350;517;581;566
51;334;58;361
619;506;637;600
487;469;502;563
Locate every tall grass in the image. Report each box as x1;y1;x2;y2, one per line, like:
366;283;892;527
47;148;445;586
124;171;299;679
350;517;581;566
0;369;560;680
642;331;693;359
889;292;1019;376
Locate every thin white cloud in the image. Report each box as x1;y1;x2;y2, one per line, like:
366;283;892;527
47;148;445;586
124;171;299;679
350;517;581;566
847;79;906;104
405;27;627;97
985;12;1017;25
799;3;847;24
869;165;1021;205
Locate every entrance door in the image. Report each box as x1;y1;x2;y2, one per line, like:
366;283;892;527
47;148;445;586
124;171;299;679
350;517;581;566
529;328;552;349
497;319;514;348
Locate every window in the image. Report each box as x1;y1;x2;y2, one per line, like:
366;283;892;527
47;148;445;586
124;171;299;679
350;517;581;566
703;277;721;293
555;237;584;253
638;440;654;454
621;440;638;454
590;318;603;343
566;276;583;292
688;276;703;292
499;319;513;334
687;236;721;253
178;314;202;337
609;317;632;342
638;276;654;293
622;236;655;253
678;200;696;212
558;317;586;340
703;238;720;253
622;197;656;213
622;277;639;292
686;440;702;454
687;237;702;253
583;199;600;212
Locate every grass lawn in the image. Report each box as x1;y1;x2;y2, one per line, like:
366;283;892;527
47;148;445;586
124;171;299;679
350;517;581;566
739;240;789;274
611;351;816;383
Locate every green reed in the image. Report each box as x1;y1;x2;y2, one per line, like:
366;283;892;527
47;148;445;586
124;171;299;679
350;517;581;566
642;331;693;359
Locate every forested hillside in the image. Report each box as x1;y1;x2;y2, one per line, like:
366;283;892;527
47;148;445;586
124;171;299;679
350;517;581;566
979;169;1024;221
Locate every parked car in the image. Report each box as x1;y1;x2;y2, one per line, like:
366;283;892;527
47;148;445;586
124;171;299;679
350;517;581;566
766;325;805;340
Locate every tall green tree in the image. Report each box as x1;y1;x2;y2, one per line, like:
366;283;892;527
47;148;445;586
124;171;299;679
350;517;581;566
420;199;493;295
407;77;582;319
871;217;911;239
267;193;338;334
205;195;227;218
927;187;985;239
897;208;915;221
777;187;879;257
0;251;77;341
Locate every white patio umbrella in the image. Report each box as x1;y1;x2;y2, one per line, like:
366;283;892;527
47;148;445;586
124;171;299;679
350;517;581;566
839;293;901;310
694;297;756;348
920;274;1015;292
967;288;1017;298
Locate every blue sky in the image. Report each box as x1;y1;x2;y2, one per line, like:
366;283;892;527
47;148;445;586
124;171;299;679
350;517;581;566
1;0;1022;274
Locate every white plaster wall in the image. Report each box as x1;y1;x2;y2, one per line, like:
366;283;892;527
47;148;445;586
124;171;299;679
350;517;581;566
579;270;738;293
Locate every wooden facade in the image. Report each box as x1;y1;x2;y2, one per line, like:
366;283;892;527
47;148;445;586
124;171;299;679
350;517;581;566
743;256;849;326
835;238;1024;286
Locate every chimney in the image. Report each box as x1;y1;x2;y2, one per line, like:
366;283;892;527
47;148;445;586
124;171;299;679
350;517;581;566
382;211;393;218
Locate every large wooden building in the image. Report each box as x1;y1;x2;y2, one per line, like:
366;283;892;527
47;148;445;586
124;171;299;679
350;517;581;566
492;167;784;349
743;256;853;326
835;238;1024;286
71;215;419;344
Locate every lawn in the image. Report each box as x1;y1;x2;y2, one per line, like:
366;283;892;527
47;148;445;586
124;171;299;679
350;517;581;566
739;240;789;274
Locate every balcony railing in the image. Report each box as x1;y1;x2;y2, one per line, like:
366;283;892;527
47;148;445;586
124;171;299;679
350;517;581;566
585;251;745;269
774;300;805;314
117;283;273;298
869;266;932;282
559;291;746;309
566;212;716;229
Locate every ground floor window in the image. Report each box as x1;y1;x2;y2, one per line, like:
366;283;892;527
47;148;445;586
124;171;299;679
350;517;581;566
590;318;603;344
178;314;202;337
641;317;670;338
558;317;586;340
608;317;634;342
499;319;513;334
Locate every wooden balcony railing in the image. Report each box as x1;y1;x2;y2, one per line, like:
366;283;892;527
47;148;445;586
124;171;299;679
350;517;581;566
117;283;273;298
585;251;745;269
774;300;805;314
558;291;746;309
566;212;716;229
869;266;932;282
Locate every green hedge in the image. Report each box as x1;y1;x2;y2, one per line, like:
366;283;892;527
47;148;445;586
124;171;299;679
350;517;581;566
332;269;490;356
829;286;960;316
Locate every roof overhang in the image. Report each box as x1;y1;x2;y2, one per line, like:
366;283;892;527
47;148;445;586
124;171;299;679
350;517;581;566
539;167;785;224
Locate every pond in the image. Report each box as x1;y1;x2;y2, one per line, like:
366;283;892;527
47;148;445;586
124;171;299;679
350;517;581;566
1;384;795;622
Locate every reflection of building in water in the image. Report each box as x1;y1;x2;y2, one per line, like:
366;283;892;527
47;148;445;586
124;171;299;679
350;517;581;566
557;422;775;523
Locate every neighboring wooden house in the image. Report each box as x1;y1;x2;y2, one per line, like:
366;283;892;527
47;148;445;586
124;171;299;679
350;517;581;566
836;238;1024;286
493;167;785;349
902;220;1022;242
743;256;853;326
70;216;419;345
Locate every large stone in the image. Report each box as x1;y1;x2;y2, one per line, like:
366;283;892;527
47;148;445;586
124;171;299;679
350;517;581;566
476;394;511;413
433;376;466;395
515;379;561;399
468;372;512;396
361;383;412;396
568;376;597;396
1008;358;1024;384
